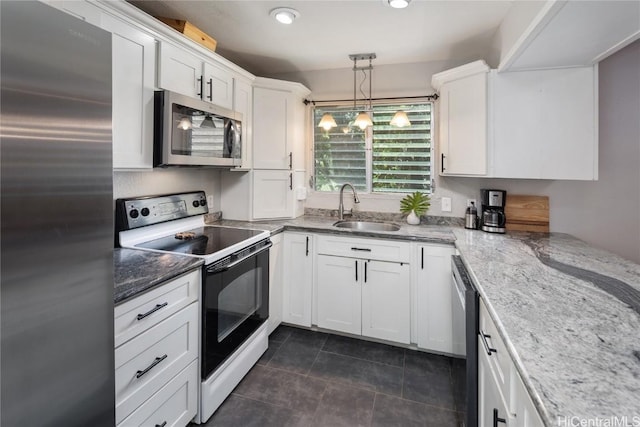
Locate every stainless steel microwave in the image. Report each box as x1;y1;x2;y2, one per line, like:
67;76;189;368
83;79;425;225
154;90;242;167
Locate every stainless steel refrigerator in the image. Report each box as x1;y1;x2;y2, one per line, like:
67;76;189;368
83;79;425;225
1;2;115;425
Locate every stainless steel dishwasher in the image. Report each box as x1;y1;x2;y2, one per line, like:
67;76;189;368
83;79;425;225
451;255;479;427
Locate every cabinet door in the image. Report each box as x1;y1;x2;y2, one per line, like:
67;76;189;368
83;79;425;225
439;72;487;176
416;245;456;353
253;170;293;219
361;260;410;344
268;233;283;334
234;79;253;169
490;66;597;180
282;233;313;327
158;42;202;99
316;255;362;336
253;87;290;169
478;340;512;427
203;62;233;109
101;13;156;169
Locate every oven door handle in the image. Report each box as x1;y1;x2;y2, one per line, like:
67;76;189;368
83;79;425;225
206;241;273;274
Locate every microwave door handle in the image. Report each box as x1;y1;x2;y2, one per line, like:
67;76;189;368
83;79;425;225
224;121;233;158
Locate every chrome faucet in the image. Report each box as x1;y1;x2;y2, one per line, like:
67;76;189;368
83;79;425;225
338;183;360;220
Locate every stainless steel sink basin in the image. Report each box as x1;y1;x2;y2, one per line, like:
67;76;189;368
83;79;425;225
333;220;401;232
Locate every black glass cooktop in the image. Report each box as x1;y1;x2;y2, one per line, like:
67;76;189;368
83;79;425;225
136;226;263;256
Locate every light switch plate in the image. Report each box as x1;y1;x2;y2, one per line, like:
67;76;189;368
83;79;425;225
441;197;452;212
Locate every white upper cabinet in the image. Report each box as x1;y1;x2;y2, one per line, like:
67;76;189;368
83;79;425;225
102;13;156;169
433;60;598;181
158;42;203;99
432;61;490;176
203;62;233;110
489;66;598;180
253;87;291;170
500;1;640;71
158;42;234;110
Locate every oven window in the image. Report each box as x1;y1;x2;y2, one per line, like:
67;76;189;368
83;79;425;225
217;267;262;342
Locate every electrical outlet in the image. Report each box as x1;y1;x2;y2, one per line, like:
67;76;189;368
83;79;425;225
467;199;477;207
441;197;452;212
207;195;214;211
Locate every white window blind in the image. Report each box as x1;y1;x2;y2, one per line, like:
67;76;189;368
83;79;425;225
313;103;432;193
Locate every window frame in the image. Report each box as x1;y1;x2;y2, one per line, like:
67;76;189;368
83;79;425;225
310;99;434;195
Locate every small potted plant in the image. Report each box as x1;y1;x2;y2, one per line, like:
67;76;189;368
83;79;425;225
400;191;430;225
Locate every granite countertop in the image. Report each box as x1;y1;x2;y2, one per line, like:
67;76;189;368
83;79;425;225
212;214;457;245
452;228;640;425
114;248;203;304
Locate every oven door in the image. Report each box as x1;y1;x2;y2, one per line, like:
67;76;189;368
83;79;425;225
201;242;270;380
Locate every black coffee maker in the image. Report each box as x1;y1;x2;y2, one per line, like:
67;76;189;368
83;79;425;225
480;189;506;233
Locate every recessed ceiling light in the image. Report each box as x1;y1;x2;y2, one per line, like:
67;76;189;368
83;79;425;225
388;0;410;9
269;7;300;24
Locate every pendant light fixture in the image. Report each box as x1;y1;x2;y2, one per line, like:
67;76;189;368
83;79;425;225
313;53;412;130
350;53;375;130
390;110;411;127
317;113;337;131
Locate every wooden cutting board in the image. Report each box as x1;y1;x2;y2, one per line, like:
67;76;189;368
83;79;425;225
505;195;549;232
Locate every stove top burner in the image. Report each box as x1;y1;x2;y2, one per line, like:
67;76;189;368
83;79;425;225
136;226;264;257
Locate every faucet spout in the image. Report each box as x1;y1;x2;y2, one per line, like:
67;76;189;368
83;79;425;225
338;183;360;220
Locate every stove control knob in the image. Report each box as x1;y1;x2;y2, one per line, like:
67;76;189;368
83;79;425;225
141;208;150;217
192;200;200;208
129;209;139;219
199;199;207;207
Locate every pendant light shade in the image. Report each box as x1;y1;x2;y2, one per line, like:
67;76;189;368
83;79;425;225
318;113;337;130
354;111;373;130
390;110;411;127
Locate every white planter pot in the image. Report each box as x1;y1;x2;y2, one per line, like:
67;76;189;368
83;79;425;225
407;210;420;225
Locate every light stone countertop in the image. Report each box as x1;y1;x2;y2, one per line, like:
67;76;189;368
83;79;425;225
452;228;640;426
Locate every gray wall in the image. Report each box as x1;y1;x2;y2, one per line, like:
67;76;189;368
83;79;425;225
273;40;640;263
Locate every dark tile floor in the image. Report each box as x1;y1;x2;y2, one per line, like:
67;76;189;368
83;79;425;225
199;325;466;427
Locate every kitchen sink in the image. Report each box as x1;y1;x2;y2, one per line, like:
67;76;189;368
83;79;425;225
333;220;401;232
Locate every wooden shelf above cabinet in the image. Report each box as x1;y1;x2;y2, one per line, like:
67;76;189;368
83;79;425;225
156;16;217;52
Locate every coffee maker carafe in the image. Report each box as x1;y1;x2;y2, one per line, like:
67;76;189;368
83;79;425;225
480;189;506;233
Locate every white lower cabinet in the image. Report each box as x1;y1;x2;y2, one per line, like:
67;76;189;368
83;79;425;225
316;255;362;336
478;298;544;427
414;244;457;353
118;360;198;427
268;232;284;334
478;338;513;427
316;235;411;344
282;232;314;327
114;269;200;426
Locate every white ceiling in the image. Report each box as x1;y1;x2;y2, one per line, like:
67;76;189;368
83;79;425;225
128;0;514;77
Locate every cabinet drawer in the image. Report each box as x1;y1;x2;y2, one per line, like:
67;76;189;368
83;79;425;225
117;360;198;427
115;303;198;424
479;299;513;410
316;235;411;263
115;269;200;347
